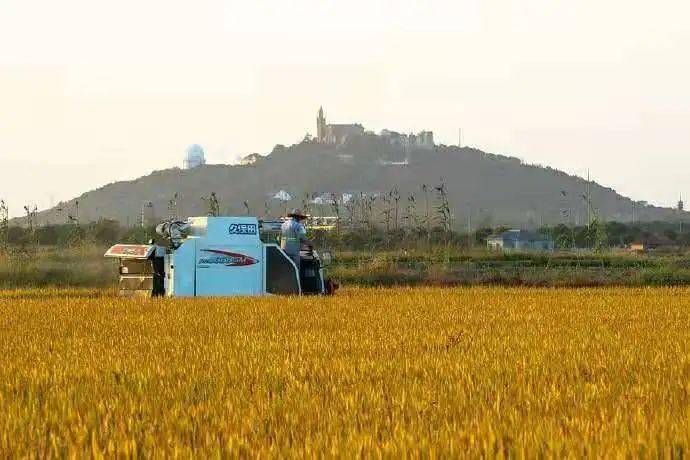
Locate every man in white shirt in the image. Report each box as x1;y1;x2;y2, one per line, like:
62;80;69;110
280;209;313;271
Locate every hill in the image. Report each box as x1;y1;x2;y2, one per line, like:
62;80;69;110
29;138;685;228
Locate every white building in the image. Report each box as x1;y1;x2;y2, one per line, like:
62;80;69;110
183;144;206;169
271;190;292;201
379;129;435;149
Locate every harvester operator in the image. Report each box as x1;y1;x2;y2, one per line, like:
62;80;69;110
280;209;313;270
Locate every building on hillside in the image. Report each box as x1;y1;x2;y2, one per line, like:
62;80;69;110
414;131;435;148
310;193;334;205
270;190;292;201
325;124;365;145
379;129;405;147
183;144;206;169
239;153;262;166
487;229;554;251
380;129;435;149
316;107;364;145
378;158;409;166
316;106;435;149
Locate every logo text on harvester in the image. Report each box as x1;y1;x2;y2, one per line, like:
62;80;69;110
228;223;258;235
198;249;258;266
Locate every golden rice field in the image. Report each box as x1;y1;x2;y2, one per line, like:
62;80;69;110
0;287;689;457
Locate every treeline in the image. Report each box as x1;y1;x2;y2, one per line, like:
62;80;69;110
4;169;684;253
2;219;154;249
545;221;689;250
307;220;689;252
1;214;687;253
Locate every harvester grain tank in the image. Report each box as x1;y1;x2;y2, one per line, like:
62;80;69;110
104;216;336;297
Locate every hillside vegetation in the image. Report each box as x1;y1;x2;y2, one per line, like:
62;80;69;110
28;139;684;227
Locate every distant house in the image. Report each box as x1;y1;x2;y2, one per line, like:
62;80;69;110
629;242;646;253
310;193;333;205
487;229;554;251
270;190;292;202
628;235;676;253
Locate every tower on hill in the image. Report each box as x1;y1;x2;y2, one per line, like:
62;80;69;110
316;107;364;145
317;107;326;143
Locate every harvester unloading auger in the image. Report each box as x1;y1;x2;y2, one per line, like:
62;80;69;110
104;216;337;297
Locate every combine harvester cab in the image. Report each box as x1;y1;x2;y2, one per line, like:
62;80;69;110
105;216;335;297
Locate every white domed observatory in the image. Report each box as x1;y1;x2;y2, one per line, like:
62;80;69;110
183;144;206;169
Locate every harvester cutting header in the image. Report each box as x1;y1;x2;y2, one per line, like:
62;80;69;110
105;214;336;297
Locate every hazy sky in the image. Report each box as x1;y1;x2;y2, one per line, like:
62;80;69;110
1;0;689;217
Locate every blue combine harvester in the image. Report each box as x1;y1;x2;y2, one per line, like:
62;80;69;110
105;216;336;297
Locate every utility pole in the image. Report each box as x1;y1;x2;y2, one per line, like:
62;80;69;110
631;201;636;224
559;190;569;226
458;128;462;148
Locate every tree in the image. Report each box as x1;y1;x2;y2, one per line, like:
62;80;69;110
473;227;494;246
301;193;312;218
67;200;79;225
392;187;401;232
201;192;220;217
403;193;418;232
271;144;287;154
330;193;341;234
168;193;179;220
92;218;121;244
23;204;38;249
366;195;377;231
359;192;376;231
434;179;452;235
0;200;8;255
592;218;608;252
380;191;393;234
553;223;575;250
344;195;357;229
421;184;431;244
